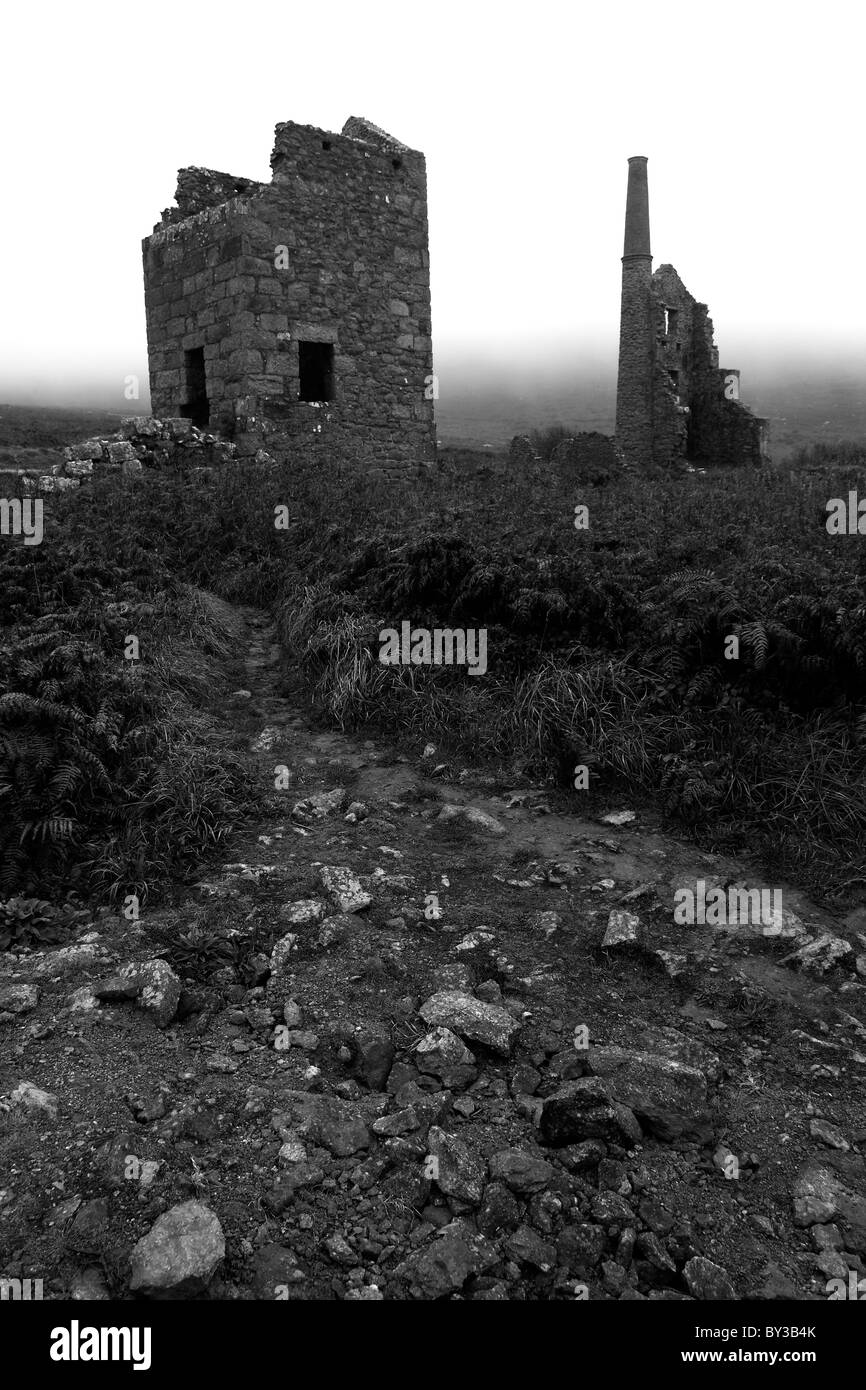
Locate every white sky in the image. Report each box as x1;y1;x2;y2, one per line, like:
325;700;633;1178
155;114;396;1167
1;0;864;405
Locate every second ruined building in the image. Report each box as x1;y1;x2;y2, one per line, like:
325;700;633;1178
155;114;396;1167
615;156;769;469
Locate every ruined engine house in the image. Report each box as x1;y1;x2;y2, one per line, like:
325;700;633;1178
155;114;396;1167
615;156;769;468
142;116;436;475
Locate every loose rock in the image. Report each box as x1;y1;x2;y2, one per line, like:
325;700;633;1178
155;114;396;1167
427;1126;486;1205
0;983;39;1016
488;1148;555;1195
8;1080;58;1121
436;804;507;836
538;1077;641;1147
588;1043;713;1143
418;990;521;1056
602;910;644;950
291;788;345;824
506;1224;557;1272
683;1255;737;1300
279;899;327;927
129;1201;225;1296
94;959;181;1028
319;866;372;914
414;1027;478;1090
350;1024;395;1090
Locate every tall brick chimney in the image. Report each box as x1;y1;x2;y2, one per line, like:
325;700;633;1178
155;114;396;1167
615;156;654;465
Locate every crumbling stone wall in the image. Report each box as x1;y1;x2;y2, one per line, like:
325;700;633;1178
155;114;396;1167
19;418;243;496
505;432;622;483
162;169;266;226
142;116;436;477
550;432;619;482
650;264;768;467
648;263;694;466
508;435;542;468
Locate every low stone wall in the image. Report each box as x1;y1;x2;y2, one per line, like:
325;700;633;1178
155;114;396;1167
550;432;621;482
232;417;436;480
508;435;542;467
507;431;623;482
17;416;258;495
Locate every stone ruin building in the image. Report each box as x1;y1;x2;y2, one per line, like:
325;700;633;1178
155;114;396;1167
141;117;436;476
615;156;769;468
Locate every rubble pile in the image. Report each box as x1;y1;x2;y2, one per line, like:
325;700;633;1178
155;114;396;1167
19;417;274;495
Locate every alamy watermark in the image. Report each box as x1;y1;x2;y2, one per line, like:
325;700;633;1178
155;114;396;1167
673;879;783;933
379;622;487;676
0;1276;43;1300
826;491;866;534
826;1270;866;1299
0;497;43;546
50;1321;151;1370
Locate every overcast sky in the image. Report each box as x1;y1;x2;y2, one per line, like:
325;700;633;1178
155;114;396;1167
2;0;864;407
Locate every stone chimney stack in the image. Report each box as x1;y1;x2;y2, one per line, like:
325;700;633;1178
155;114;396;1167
622;154;651;258
615;156;654;464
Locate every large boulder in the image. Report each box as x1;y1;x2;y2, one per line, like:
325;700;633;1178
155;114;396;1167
539;1077;641;1147
272;1091;372;1159
427;1127;487;1205
94;959;181;1028
792;1155;866;1253
781;932;853;976
414;1027;478;1090
418;991;521;1056
488;1148;555;1196
588;1043;713;1143
393;1225;497;1299
129;1201;225;1296
350;1022;396;1090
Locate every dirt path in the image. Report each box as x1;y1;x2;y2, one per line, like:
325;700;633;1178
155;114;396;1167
2;598;866;1301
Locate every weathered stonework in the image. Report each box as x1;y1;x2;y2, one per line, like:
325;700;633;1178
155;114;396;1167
142;117;436;476
615;158;769;468
615;158;656;467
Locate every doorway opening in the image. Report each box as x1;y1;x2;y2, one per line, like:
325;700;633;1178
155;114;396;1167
181;347;209;428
